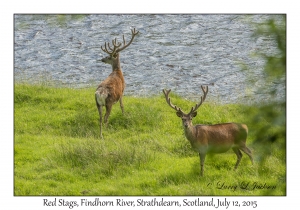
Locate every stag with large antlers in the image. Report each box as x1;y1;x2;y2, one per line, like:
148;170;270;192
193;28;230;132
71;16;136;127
163;86;253;176
95;28;139;138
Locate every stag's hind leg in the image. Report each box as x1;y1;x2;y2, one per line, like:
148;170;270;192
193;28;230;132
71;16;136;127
232;147;243;170
119;96;124;114
240;145;254;165
95;89;106;138
104;104;112;124
96;104;103;139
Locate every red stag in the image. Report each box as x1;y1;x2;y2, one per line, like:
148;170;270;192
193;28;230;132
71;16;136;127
163;86;253;176
95;28;139;138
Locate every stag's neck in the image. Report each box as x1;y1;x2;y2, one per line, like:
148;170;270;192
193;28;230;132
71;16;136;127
112;61;121;71
183;123;197;142
112;54;121;71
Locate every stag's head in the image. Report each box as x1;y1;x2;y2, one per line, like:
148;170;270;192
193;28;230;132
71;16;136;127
100;28;139;65
101;52;119;65
163;86;208;128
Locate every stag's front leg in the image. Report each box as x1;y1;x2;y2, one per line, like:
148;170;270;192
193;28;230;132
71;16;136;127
119;96;124;114
199;152;206;176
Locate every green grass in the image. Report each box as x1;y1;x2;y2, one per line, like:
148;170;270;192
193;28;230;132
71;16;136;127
14;83;286;196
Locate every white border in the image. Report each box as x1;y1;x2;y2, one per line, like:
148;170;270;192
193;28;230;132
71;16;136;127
3;0;299;209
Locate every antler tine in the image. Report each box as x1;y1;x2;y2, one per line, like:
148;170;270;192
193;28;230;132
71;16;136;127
189;85;209;114
112;38;121;48
107;42;113;51
116;28;139;53
122;34;126;46
162;89;183;113
101;42;110;54
111;38;121;54
131;28;139;35
201;85;208;101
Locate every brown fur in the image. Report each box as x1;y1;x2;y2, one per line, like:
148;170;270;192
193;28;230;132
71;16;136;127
96;69;125;106
183;122;253;172
95;63;125;139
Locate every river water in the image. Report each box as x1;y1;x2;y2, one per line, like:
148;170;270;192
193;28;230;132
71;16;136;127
14;14;285;104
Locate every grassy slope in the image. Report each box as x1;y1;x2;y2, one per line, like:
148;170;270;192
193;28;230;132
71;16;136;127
14;84;286;196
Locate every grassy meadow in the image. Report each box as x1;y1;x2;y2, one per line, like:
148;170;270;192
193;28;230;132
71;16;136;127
14;83;286;196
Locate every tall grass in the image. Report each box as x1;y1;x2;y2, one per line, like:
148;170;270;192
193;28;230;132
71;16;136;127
14;84;286;196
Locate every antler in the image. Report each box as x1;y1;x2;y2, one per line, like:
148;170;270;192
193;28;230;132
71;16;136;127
188;85;208;114
116;28;139;53
101;28;139;56
101;38;121;56
162;89;184;114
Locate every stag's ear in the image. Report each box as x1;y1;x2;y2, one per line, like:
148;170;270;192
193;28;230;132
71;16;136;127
176;111;183;117
191;112;197;118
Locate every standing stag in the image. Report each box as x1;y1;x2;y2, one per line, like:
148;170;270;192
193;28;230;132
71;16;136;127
162;86;253;176
95;28;139;138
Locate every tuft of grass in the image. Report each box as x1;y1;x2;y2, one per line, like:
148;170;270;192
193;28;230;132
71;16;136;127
14;84;286;195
